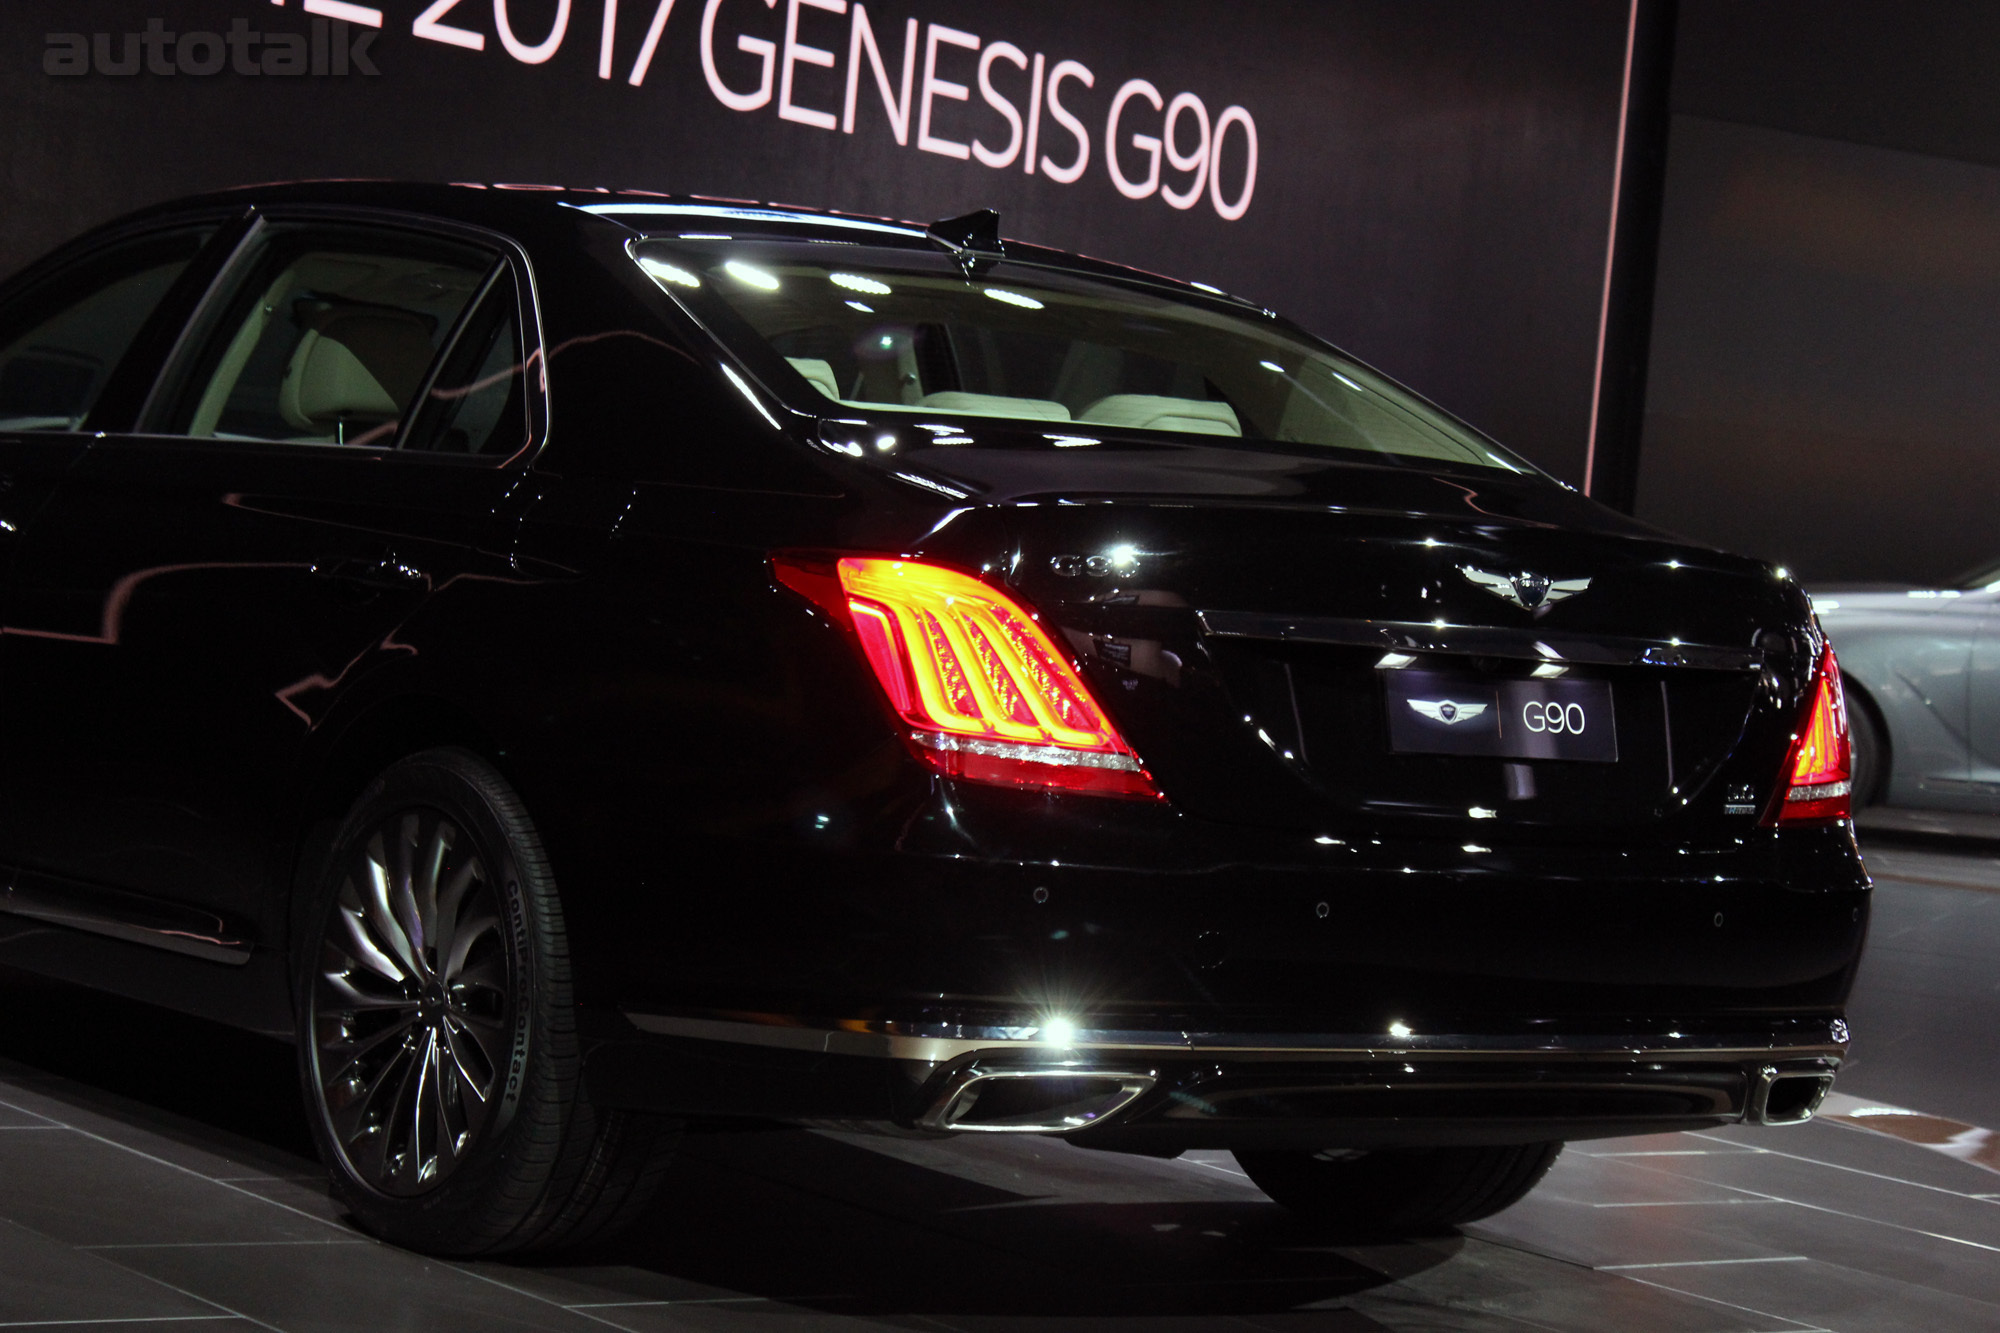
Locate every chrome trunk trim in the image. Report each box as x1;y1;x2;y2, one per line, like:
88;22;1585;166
1196;609;1765;672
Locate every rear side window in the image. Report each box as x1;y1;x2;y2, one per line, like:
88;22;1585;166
401;269;530;457
158;225;497;448
0;227;212;432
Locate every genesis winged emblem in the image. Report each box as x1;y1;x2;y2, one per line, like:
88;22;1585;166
1459;565;1591;613
1408;699;1488;726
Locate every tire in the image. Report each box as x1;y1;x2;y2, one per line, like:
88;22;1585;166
1845;681;1885;808
294;747;678;1256
1234;1142;1562;1237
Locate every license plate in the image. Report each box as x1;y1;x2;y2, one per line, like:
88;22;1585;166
1383;670;1618;762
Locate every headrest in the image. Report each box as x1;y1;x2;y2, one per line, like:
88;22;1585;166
917;391;1072;422
1079;394;1241;436
279;307;435;432
786;356;841;400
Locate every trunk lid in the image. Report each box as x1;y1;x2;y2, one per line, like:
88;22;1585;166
1013;504;1804;841
888;438;1814;843
842;425;1820;843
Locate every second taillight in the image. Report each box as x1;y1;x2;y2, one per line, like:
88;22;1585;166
1765;641;1852;826
774;555;1161;800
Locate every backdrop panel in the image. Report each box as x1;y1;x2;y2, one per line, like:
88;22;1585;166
0;0;1630;481
1639;0;2000;584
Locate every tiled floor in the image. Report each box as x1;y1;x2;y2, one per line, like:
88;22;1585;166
1;835;1997;1332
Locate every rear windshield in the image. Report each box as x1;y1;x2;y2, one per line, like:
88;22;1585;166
630;235;1525;473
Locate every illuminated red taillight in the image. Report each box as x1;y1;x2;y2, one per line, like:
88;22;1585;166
1763;642;1852;826
773;554;1162;799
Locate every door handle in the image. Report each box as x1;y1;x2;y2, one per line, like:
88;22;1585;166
310;552;427;592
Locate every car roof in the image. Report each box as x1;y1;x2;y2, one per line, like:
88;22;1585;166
106;180;1247;306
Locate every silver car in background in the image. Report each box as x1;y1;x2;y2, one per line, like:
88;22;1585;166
1814;559;2000;816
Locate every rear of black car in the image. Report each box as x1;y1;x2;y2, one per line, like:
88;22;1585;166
0;184;1867;1254
570;209;1867;1181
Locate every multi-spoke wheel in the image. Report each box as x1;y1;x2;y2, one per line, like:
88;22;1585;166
296;748;679;1256
313;809;511;1196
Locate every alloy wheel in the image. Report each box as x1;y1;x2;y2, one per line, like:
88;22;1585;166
311;809;515;1196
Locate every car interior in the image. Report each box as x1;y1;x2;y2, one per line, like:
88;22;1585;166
0;230;211;432
781;354;1244;435
181;248;487;447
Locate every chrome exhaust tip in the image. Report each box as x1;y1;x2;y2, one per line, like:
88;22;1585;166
1747;1065;1835;1125
920;1065;1156;1134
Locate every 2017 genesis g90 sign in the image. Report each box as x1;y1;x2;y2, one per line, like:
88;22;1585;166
0;185;1869;1254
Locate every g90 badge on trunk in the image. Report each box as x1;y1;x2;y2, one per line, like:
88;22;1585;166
1384;669;1617;762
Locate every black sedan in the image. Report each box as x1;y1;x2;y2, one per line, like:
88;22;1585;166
0;183;1868;1255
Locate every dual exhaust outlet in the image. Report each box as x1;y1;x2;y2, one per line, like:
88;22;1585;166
917;1062;1839;1135
919;1065;1157;1134
1746;1065;1836;1126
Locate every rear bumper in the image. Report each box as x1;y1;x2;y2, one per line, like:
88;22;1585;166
586;1011;1846;1149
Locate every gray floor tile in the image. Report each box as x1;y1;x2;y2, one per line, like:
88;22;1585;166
499;1130;1413;1319
572;1300;951;1332
941;1315;1389;1333
1233;1307;1483;1332
100;1241;615;1333
1527;1148;1772;1208
0;1312;246;1320
0;1126;340;1247
1405;1147;1804;1275
0;1099;60;1129
1842;872;2000;1131
0;1217;227;1325
1627;1254;2000;1332
1572;1134;1765;1159
1619;1135;2000;1250
1342;1235;1815;1332
1761;1119;1998;1184
1609;1188;2000;1307
1472;1190;1798;1272
1694;1120;2000;1196
0;1080;318;1185
1498;1138;2000;1311
461;1263;782;1313
212;1173;352;1229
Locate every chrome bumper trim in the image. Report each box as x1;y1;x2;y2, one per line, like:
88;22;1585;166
621;1011;1847;1067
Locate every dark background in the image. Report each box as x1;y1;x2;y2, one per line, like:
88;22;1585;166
0;0;1628;486
7;1;1997;586
1641;1;2000;584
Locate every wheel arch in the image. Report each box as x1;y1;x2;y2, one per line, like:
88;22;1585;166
277;693;512;960
1841;670;1893;804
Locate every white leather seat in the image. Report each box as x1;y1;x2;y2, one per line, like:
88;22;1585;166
1078;394;1241;436
785;356;842;401
278;331;398;431
278;308;434;438
916;391;1071;422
